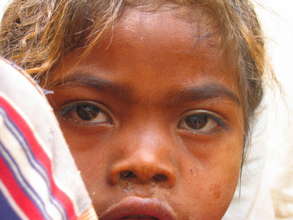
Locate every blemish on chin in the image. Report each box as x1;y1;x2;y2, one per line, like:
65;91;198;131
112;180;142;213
210;184;222;200
214;189;221;200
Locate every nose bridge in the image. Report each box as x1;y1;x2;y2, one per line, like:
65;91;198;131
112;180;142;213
109;125;177;187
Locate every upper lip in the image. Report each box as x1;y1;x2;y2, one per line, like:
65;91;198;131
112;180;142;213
99;196;177;220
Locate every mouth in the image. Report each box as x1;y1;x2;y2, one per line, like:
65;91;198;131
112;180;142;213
120;215;158;220
99;196;176;220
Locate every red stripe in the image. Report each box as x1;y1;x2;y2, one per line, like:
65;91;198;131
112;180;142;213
0;96;77;220
0;155;45;219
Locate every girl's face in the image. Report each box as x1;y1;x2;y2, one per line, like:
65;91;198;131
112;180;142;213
49;6;244;220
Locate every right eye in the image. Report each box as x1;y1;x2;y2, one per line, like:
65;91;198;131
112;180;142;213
178;110;226;135
60;101;112;126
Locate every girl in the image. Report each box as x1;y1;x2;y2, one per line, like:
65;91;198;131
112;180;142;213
0;0;268;219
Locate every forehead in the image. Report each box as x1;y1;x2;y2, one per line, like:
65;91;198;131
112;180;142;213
52;6;239;100
114;6;219;49
96;5;224;62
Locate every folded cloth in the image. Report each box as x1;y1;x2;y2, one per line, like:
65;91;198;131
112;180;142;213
0;57;98;220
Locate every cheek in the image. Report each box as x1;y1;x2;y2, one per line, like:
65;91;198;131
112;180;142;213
177;134;243;218
58;124;111;191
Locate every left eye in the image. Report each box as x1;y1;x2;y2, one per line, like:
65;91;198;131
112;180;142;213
60;101;112;125
178;110;225;134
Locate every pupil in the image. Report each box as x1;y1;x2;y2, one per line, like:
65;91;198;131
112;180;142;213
76;104;99;121
185;114;208;129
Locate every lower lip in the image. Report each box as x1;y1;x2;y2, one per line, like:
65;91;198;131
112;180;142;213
119;218;156;220
99;196;176;220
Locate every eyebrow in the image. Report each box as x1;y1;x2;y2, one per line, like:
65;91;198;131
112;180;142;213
165;83;240;106
51;73;132;102
52;73;240;106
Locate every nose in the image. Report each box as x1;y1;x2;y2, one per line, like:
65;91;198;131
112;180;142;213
108;129;177;187
110;155;176;187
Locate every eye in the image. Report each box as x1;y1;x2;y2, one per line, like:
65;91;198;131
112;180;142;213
60;101;112;125
178;110;226;134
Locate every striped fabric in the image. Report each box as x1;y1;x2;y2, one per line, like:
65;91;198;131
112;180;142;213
0;58;98;220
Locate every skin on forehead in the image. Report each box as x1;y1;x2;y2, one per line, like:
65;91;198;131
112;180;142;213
51;6;239;100
114;6;218;49
48;5;244;220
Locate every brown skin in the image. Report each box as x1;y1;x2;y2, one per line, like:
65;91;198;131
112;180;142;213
48;7;244;220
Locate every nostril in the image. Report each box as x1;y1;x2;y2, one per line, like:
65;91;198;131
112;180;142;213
152;173;168;182
120;170;137;180
111;162;176;186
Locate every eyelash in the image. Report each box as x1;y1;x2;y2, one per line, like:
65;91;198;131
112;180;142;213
59;101;227;134
178;110;227;134
59;101;113;126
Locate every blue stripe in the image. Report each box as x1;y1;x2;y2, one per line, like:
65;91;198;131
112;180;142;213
0;109;49;184
0;188;22;220
0;108;67;219
0;142;48;219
